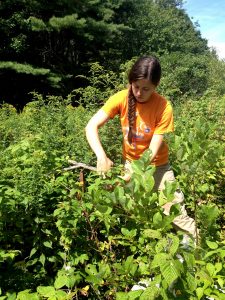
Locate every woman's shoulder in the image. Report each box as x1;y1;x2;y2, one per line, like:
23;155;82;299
108;89;128;102
153;91;172;107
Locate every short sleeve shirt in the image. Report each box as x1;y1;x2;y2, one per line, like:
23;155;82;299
101;89;174;166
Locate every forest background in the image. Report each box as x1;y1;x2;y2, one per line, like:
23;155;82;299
0;0;225;300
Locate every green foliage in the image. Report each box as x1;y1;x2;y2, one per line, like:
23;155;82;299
0;86;225;299
168;94;225;242
0;61;61;88
0;0;215;107
70;62;124;108
163;51;225;101
116;0;208;59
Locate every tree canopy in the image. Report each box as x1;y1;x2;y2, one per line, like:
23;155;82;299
0;0;218;108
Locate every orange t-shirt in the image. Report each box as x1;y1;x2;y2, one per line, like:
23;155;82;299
101;89;174;166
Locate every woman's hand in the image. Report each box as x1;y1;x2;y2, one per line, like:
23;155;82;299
97;155;113;173
118;173;131;182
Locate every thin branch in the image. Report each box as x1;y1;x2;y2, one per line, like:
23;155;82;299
63;160;97;172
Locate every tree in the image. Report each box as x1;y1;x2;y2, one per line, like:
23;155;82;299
114;0;208;59
0;0;129;108
0;0;212;108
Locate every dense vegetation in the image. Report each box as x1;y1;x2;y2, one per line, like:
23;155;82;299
0;75;225;299
0;0;225;299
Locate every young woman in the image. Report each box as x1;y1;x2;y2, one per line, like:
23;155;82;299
85;56;197;239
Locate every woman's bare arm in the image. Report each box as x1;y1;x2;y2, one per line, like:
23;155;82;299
149;134;164;162
85;109;113;172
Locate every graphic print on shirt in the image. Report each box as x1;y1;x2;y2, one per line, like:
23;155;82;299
123;112;152;150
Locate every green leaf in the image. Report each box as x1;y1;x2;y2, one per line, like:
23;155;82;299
116;292;128;300
55;290;68;299
196;287;204;299
218;278;224;288
5;293;16;300
37;286;55;297
140;285;160;300
43;241;52;248
168;235;180;255
153;212;162;227
155;238;168;253
131;159;145;175
124;255;135;273
214;262;222;273
85;264;98;276
127;290;143;299
206;263;215;276
96;204;112;215
16;290;39;300
6;292;16;300
185;272;196;292
29;248;37;258
121;228;137;238
160;259;180;286
39;253;46;266
151;253;169;268
206;240;218;249
85;275;104;285
142;229;162;239
54;275;68;289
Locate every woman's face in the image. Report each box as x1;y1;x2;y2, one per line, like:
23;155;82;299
131;79;157;103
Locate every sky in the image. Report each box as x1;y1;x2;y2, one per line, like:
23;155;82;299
183;0;225;60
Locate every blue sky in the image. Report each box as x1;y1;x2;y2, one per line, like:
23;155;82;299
183;0;225;60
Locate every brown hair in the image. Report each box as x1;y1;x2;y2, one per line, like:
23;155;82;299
127;56;161;144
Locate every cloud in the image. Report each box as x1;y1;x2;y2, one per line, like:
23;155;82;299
208;41;225;60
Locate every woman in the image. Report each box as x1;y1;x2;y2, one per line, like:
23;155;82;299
85;56;197;240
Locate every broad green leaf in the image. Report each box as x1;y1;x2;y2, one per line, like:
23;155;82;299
155;238;168;253
168;235;180;255
196;287;204;299
5;293;16;300
206;240;218;249
162;181;177;202
195;270;212;286
37;286;55;297
43;241;52;248
185;272;196;292
140;285;160;300
73;253;89;265
127;290;143;299
85;275;104;285
206;263;215;276
16;290;39;300
54;275;68;289
131;159;145;175
214;262;222;273
160;259;180;286
85;264;98;276
151;253;169;268
142;229;162;239
121;228;137;238
153;212;162;227
124;255;135;273
218;278;224;288
55;290;68;299
116;292;128;300
29;248;37;258
96;204;112;215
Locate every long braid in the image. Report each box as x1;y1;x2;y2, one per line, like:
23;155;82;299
128;86;136;144
127;56;161;144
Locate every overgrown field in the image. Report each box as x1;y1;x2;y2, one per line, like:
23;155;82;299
0;92;224;300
